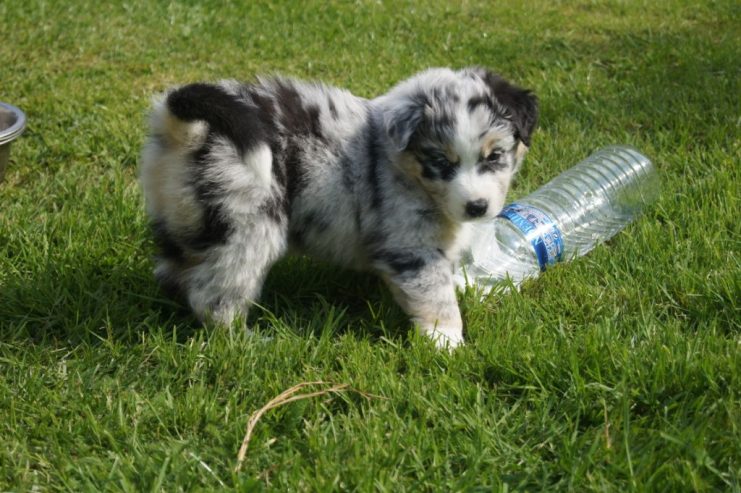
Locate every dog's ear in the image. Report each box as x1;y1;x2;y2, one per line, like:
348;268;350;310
381;94;427;151
475;68;538;147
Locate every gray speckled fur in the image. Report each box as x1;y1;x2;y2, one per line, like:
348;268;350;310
140;67;538;348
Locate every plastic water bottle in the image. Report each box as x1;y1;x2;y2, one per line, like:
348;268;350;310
457;146;659;290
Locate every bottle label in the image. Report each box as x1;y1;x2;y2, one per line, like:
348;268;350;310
497;203;563;271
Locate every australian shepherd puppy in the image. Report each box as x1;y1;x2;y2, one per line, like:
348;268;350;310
140;67;537;348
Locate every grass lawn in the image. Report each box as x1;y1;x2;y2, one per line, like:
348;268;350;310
1;0;739;490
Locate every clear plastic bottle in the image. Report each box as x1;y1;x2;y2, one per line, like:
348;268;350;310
457;146;660;289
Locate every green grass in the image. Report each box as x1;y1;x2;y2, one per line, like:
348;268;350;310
1;0;739;490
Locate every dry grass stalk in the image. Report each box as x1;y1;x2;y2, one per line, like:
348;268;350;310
235;380;381;473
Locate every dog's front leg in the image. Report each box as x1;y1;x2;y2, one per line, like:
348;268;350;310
377;250;463;349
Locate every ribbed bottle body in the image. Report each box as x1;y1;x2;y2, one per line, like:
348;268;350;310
458;146;659;288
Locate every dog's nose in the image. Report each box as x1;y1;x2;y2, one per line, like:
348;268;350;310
465;199;488;218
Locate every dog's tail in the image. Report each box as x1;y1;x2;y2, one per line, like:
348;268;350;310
149;83;264;153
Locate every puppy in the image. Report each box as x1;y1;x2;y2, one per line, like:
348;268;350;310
140;67;537;348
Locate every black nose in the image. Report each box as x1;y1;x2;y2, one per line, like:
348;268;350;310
465;199;489;218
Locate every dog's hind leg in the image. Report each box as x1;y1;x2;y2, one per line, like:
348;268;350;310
182;218;288;327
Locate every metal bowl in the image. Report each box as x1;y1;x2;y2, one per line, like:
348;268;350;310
0;102;27;182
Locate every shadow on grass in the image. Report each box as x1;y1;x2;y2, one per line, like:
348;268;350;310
0;250;407;346
253;256;409;342
0;255;191;344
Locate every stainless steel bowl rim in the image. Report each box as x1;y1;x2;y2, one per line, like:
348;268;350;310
0;102;27;146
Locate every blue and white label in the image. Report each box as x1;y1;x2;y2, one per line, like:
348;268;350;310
498;203;564;271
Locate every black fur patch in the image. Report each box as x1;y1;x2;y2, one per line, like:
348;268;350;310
478;150;507;174
305;105;324;140
243;88;287;196
260;195;285;223
282;143;305;212
275;82;326;141
245;89;276;122
415;148;458;182
273;81;330;213
467;94;494;113
478;160;507;174
476;70;539;146
372;249;426;274
288;210;330;247
152;219;184;263
186;196;231;250
167;83;265;155
185;140;232;249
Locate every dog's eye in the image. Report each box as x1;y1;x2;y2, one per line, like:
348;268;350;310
430;152;458;167
485;150;502;162
479;149;507;174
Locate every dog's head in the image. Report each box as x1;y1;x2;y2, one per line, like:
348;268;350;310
379;67;538;223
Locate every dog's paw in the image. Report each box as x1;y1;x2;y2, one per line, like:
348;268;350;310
424;325;464;351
